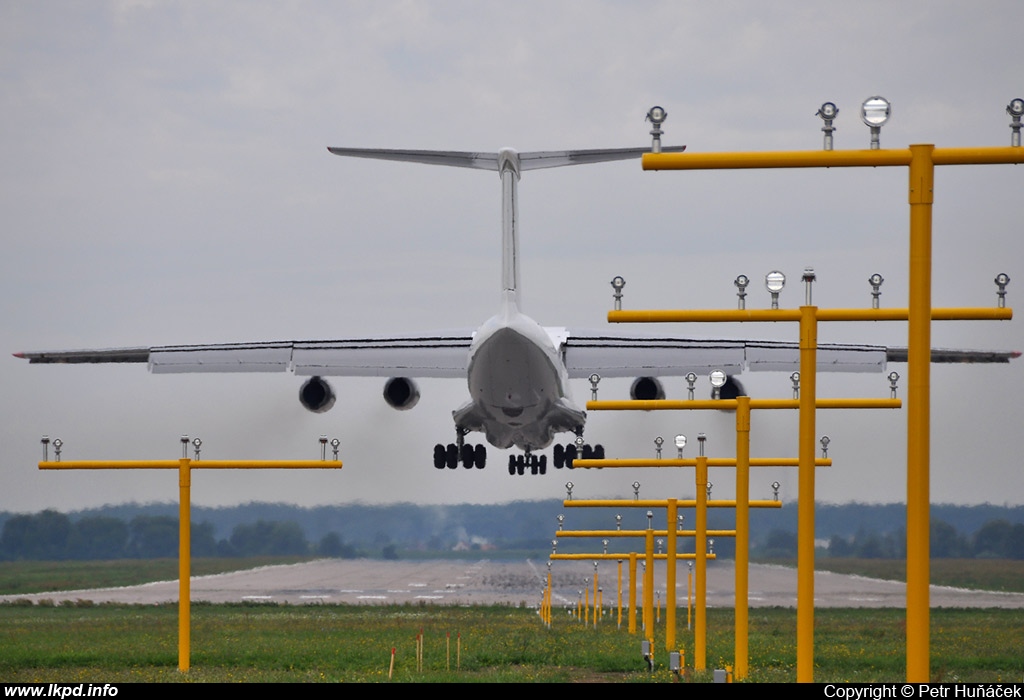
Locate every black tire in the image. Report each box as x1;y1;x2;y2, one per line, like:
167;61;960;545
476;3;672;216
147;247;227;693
474;444;487;469
594;444;605;459
582;444;594;460
553;444;565;469
539;455;547;475
565;444;577;469
461;444;475;468
446;443;458;469
516;455;525;476
508;455;516;475
433;444;447;469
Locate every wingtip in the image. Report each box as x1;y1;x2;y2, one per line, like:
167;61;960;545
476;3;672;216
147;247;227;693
12;352;24;359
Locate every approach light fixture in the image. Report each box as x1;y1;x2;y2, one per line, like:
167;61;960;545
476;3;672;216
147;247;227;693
191;437;202;460
888;371;900;399
869;273;885;308
565;482;574;500
816;101;839;150
603;539;609;555
995;272;1010;308
765;270;786;309
861;96;891;149
589;373;601;400
180;435;189;458
706;482;713;499
772;481;781;502
41;436;50;461
319;435;328;460
647;510;654;528
790;371;801;399
53;438;63;462
551;539;558;554
685;372;698;400
646;106;667;153
802;267;816;305
820;435;831;458
710;369;726;399
633;481;641;500
654;436;664;459
557;514;564;531
674;434;687;459
1008;99;1024;147
734;274;750;309
330;438;341;460
616;514;622;530
610;276;626;310
697;432;706;456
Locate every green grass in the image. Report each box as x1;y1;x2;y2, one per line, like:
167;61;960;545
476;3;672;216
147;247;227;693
0;557;315;595
809;558;1024;593
0;603;1021;682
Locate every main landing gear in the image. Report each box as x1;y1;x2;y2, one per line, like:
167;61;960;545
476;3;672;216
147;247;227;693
552;442;605;469
508;452;547;476
433;429;487;470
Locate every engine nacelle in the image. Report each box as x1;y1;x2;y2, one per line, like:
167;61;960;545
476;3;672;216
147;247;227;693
383;377;420;410
630;376;666;401
299;376;336;413
719;375;746;400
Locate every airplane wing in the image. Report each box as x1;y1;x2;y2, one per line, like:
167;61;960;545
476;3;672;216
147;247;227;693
555;329;1019;378
16;332;1018;377
14;334;475;378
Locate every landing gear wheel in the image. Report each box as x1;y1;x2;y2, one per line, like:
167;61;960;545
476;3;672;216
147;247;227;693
474;444;487;469
565;444;577;469
594;444;605;460
508;455;516;476
433;444;447;469
446;443;458;469
553;444;565;469
538;455;547;475
461;444;475;468
516;455;525;476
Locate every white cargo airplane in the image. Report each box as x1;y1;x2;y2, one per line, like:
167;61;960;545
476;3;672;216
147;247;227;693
15;143;1018;476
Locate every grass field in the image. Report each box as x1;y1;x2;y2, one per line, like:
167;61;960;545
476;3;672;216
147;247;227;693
1;602;1021;683
2;558;1022;682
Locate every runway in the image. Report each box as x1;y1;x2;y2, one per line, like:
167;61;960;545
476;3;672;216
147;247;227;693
4;559;1024;608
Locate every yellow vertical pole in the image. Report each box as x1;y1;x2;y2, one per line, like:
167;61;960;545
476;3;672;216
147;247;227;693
797;305;818;682
644;527;654;638
735;396;751;680
906;144;935;683
593;567;599;629
628;553;638;634
177;458;191;673
695;454;708;672
584;585;590;626
666;499;678;651
617;559;623;629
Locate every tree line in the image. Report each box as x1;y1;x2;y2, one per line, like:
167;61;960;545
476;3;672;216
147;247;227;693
0;510;364;561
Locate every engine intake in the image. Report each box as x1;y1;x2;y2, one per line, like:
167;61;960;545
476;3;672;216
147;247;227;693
383;377;420;410
630;376;665;401
299;376;336;413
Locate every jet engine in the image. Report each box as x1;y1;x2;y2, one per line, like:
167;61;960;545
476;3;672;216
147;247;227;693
383;377;420;410
630;376;666;401
299;376;336;413
718;376;746;400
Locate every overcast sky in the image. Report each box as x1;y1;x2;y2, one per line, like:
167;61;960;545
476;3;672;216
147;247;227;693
2;1;1022;513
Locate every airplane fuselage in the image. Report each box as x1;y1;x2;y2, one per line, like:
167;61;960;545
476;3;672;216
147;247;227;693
459;293;582;451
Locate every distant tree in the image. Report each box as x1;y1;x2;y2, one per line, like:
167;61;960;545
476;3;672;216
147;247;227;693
128;515;178;558
191;521;218;558
759;529;797;558
973;519;1014;558
318;532;344;557
0;510;71;560
827;534;853;557
230;520;309;556
931;519;969;558
68;516;128;560
382;544;398;560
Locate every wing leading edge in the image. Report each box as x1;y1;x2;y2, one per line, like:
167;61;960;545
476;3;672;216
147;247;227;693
16;332;1019;377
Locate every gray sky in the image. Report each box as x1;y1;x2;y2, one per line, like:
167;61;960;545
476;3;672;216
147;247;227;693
2;1;1022;512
